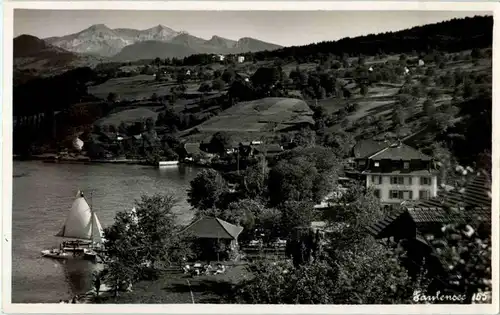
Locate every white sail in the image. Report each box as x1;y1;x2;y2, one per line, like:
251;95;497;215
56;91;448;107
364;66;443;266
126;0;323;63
91;212;105;244
56;194;93;240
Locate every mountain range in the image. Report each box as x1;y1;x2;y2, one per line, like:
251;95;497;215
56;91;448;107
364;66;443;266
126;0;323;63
41;24;282;60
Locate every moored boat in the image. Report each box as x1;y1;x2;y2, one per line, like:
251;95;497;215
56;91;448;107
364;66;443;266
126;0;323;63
41;190;106;261
41;249;72;260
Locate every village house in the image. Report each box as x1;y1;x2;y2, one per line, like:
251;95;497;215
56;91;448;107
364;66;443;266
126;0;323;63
237;56;245;63
353;140;438;205
182;216;243;261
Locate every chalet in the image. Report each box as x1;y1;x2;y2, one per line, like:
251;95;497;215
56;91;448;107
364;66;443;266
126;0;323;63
354;140;438;204
182;216;243;261
253;144;284;157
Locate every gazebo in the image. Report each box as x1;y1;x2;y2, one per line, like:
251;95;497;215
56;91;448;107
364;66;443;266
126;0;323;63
182;216;243;261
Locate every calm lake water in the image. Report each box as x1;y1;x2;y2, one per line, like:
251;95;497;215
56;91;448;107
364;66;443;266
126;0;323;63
12;161;200;303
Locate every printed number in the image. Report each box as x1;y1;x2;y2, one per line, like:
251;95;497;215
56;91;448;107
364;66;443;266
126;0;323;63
472;292;491;303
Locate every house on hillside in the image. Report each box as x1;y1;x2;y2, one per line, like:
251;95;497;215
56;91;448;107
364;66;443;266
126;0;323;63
253;144;284;157
418;59;425;67
182;216;244;261
354;140;438;205
179;142;213;162
237;56;245;63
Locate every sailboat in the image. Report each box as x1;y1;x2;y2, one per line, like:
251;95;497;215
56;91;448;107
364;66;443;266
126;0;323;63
41;190;106;261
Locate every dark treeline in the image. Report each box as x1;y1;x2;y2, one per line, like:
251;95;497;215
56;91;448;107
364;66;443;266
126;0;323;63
165;16;493;67
13;67;103;116
251;16;493;61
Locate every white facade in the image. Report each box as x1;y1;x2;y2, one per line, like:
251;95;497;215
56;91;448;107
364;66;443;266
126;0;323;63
237;56;245;63
366;174;438;204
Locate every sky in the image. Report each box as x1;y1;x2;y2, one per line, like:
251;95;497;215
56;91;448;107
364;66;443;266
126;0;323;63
14;10;489;47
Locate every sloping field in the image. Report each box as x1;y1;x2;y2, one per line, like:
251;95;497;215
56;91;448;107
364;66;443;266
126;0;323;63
196;97;314;133
88;75;199;101
95;108;158;127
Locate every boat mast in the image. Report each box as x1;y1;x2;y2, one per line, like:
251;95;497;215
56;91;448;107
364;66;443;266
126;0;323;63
90;190;94;243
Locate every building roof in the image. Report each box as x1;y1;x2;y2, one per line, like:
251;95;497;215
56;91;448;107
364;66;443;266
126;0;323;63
352;139;388;158
254;144;283;154
182;216;243;240
184;142;202;155
368;174;492;238
406;206;491;224
369;142;431;161
362;169;436;176
415;173;491;208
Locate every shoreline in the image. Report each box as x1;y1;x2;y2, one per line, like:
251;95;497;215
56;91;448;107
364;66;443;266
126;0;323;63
13;155;228;169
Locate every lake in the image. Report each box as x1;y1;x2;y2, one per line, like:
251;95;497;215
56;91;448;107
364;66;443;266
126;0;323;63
11;161;200;303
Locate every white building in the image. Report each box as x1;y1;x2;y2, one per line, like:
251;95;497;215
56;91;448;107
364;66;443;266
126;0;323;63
355;141;438;204
237;56;245;63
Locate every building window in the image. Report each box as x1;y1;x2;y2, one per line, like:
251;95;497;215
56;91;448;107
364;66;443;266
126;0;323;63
391;176;404;185
419;190;430;199
374;161;380;167
390;190;399;199
403;161;410;169
371;175;382;185
420;177;431;185
373;189;380;198
406;177;413;185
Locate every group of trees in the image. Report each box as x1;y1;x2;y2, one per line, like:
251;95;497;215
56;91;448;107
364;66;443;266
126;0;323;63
95;194;192;298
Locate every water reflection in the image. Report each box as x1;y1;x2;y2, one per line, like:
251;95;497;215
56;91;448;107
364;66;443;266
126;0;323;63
60;259;96;296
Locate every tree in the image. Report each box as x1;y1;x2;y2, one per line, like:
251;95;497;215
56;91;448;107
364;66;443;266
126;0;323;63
423;99;435;117
392;106;405;127
212;78;225;91
187;169;229;210
145;117;155;132
268;157;321;206
209;131;232;156
360;84;369;97
321;130;355;158
241;162;269;199
428;88;440;100
107;92;118;103
268;146;340;206
198;82;212;93
134;194;187;270
221;69;236;83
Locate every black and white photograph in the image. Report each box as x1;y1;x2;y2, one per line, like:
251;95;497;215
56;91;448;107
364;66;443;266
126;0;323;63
3;1;497;312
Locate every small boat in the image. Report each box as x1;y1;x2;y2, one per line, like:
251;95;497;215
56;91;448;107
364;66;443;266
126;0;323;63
41;190;106;261
158;160;179;167
41;249;72;260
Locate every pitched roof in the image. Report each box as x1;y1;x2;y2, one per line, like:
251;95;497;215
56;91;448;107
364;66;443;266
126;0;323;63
369;142;431;161
368;205;491;238
414;173;491;208
406;206;491;224
182;216;243;240
254;144;283;154
353;139;388;158
184;142;201;155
